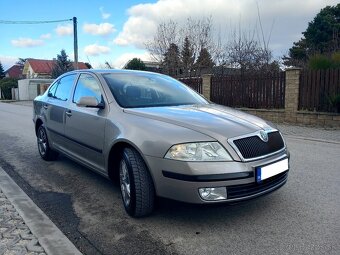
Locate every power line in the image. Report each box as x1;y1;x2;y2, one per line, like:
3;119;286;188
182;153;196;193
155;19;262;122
0;17;79;69
0;19;72;24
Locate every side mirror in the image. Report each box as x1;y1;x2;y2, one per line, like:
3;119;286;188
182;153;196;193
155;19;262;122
76;96;105;109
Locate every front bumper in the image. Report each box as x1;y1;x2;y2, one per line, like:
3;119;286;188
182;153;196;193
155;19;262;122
145;150;289;204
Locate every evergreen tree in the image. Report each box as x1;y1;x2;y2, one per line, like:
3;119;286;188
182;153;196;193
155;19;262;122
195;48;214;74
163;43;181;76
51;49;74;78
16;58;27;66
284;4;340;67
181;37;195;77
85;62;93;69
0;61;5;79
125;58;146;70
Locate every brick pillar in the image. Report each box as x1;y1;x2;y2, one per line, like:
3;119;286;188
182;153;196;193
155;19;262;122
202;74;212;100
284;68;301;123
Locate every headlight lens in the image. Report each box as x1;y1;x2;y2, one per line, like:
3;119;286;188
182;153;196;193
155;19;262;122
164;142;232;161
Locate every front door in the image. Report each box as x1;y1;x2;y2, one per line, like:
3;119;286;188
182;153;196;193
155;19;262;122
64;73;107;173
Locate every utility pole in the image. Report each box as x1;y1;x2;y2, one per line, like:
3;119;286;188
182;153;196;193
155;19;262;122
73;17;78;69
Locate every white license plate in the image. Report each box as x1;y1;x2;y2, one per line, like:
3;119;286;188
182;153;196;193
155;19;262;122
256;158;289;182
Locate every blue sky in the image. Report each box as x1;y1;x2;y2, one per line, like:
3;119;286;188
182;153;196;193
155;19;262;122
0;0;338;70
1;0;156;69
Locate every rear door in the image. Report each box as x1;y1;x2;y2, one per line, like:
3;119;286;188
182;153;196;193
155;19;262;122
64;73;107;173
44;74;77;149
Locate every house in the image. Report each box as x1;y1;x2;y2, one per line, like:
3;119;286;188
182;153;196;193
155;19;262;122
144;61;162;73
5;64;25;79
23;58;89;78
16;58;89;100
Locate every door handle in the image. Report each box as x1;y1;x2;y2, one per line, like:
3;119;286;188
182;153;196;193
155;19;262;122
65;110;72;117
43;104;48;109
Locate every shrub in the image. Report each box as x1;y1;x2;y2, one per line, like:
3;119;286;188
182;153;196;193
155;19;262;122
328;93;340;113
308;54;332;69
0;78;18;99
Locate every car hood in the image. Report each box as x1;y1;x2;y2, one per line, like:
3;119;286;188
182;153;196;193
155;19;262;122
123;104;274;140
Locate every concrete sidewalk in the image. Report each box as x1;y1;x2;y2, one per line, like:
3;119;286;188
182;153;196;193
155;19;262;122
277;124;340;143
0;166;82;255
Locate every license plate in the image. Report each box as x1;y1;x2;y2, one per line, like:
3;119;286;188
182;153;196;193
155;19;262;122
256;158;289;182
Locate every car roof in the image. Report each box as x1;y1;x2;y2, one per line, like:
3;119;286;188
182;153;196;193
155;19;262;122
66;69;162;76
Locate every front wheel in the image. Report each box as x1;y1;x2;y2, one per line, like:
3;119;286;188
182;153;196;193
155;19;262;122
37;125;58;161
119;148;155;217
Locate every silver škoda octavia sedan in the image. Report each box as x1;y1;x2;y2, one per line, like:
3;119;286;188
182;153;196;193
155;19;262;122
33;70;289;217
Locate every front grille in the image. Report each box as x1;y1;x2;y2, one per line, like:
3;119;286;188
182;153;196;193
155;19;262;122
233;131;284;159
227;171;288;199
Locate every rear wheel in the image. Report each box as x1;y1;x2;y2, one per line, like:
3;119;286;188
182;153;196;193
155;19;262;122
119;147;155;217
37;125;58;161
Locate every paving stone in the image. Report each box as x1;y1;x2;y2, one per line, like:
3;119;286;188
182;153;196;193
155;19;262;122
277;124;340;142
0;190;47;255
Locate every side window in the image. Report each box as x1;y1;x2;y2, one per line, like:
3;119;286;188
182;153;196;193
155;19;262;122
54;74;76;101
47;81;58;97
73;74;103;103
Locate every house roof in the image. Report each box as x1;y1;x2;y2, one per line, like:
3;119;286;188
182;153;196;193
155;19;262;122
25;58;89;74
5;64;24;78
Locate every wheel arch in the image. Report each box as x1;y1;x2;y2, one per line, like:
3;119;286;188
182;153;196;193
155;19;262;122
107;139;155;185
35;118;44;136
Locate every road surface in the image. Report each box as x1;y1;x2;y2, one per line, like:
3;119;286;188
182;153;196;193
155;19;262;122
0;102;339;255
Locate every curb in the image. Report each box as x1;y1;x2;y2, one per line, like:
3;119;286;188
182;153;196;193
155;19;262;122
0;166;82;255
284;134;340;145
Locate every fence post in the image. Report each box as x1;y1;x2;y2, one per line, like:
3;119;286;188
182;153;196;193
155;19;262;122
202;74;212;100
284;68;301;123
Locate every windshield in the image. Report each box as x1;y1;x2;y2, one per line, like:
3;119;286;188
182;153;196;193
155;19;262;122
102;72;208;108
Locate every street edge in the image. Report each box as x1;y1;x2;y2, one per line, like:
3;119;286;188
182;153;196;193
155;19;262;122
285;134;340;144
0;166;83;255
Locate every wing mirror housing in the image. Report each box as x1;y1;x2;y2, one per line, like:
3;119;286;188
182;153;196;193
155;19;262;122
76;96;105;109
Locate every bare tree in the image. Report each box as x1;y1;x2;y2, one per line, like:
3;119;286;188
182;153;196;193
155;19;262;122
145;20;181;63
146;13;276;76
145;17;215;75
224;27;272;72
180;17;215;63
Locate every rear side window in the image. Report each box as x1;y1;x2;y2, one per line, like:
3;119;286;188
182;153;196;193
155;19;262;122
48;74;77;101
73;73;102;103
47;82;58;97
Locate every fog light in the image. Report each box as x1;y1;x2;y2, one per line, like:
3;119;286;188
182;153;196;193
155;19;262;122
198;187;227;201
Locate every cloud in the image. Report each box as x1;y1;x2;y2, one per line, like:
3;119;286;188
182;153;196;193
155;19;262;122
113;52;152;69
84;44;111;56
55;24;73;36
83;23;116;36
40;33;52;39
11;38;44;48
113;0;339;55
99;6;111;19
0;56;19;70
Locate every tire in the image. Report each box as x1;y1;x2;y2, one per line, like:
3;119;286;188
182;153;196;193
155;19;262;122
37;125;59;161
119;147;155;217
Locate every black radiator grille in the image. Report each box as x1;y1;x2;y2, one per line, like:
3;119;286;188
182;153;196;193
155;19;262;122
233;131;284;160
227;171;288;199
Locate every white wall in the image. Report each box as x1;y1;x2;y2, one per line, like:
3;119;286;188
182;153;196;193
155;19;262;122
18;79;30;100
18;79;54;100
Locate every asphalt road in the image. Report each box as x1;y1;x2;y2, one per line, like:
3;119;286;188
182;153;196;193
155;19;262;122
0;102;339;255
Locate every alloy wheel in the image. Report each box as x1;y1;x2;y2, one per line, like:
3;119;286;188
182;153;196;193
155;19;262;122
120;160;131;207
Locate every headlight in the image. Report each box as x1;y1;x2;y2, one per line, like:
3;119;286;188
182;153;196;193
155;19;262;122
164;142;232;161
